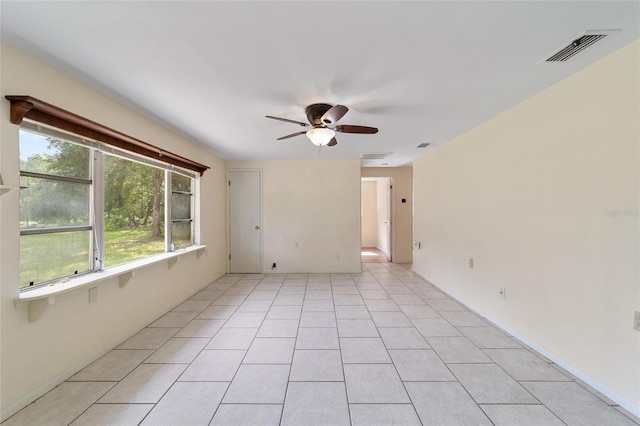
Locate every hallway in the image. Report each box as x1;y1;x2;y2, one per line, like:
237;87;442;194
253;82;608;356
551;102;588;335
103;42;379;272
4;263;637;425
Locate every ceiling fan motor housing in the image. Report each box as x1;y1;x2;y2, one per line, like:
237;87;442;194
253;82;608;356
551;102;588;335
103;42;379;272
305;103;333;126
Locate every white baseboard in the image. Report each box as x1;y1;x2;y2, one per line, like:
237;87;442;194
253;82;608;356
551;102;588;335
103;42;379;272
425;277;640;419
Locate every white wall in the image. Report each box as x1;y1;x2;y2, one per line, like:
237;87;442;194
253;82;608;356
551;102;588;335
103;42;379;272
361;181;378;247
227;160;362;273
361;167;413;264
0;43;228;419
413;41;640;414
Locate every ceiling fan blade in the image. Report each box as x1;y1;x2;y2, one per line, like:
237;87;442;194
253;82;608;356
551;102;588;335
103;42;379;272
276;131;307;140
327;137;338;147
266;115;310;127
334;124;378;134
321;104;349;125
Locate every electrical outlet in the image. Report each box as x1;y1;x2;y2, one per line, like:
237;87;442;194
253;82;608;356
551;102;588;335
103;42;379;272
272;262;276;270
336;253;341;260
634;311;640;331
88;287;97;303
499;288;506;299
469;258;474;269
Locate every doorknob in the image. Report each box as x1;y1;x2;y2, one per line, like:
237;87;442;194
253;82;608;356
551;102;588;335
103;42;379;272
255;225;260;230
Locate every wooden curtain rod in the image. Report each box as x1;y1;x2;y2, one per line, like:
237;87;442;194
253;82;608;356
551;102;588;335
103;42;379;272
6;95;209;176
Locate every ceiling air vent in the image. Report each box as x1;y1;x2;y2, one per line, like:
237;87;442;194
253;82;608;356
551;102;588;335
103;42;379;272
416;143;431;148
545;32;611;62
361;153;391;160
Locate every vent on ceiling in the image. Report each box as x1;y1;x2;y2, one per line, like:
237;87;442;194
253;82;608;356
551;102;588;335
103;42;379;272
361;153;392;160
416;143;431;148
545;32;609;62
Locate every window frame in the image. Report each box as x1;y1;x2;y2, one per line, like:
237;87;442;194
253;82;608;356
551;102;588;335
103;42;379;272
19;121;199;291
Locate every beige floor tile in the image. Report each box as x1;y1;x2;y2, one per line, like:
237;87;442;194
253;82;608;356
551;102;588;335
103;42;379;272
225;311;266;327
296;327;340;349
273;294;305;305
459;326;522;348
449;364;538;404
370;311;413;327
179;349;245;381
257;319;299;337
440;310;488;326
299;311;337;327
196;304;237;320
483;349;571;381
335;305;371;319
69;349;153;381
390;349;456;381
480;404;565;426
3;382;115;426
340;337;391;363
98;364;186;403
343;364;409;403
337;319;379;337
205;327;258;349
236;299;273;312
522;382;637;426
211;404;282;426
378;327;430;349
116;327;180;350
290;350;344;381
349;404;421;426
412;318;462;337
244;337;295;364
406;382;492;425
281;382;350;426
140;382;227;425
70;404;153;426
171;299;212;312
144;337;208;364
222;364;290;404
266;305;302;320
427;336;492;363
147;311;197;328
175;319;224;337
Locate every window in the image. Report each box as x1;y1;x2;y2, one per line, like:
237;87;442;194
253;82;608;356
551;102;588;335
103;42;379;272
19;124;198;289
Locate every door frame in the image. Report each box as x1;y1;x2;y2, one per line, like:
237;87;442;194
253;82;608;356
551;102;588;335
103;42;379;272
227;168;263;273
361;176;393;262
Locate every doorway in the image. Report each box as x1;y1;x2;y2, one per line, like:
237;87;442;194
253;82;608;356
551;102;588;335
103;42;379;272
361;177;392;262
228;170;262;273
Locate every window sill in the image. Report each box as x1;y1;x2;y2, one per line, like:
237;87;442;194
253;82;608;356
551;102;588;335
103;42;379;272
14;245;206;322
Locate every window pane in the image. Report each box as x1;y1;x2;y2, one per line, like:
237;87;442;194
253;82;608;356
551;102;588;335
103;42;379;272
172;193;191;220
20;231;91;288
20;129;90;179
103;154;165;267
171;173;191;192
171;222;192;249
20;176;90;230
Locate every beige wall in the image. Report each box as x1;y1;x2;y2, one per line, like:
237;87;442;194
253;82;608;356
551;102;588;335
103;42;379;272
228;160;362;273
361;167;413;264
413;41;640;413
361;181;377;247
0;43;228;419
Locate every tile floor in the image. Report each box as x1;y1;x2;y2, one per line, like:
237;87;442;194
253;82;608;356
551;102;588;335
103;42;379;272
4;263;639;426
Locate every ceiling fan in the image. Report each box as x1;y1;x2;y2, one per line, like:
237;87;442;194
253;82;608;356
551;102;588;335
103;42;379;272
266;103;378;147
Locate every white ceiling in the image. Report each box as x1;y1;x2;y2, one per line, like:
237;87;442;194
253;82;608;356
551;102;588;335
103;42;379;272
1;1;638;167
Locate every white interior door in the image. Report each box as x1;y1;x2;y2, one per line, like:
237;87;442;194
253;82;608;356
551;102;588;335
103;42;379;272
228;170;261;273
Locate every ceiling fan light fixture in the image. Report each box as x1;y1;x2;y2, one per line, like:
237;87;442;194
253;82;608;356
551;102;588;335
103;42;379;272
306;127;335;146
